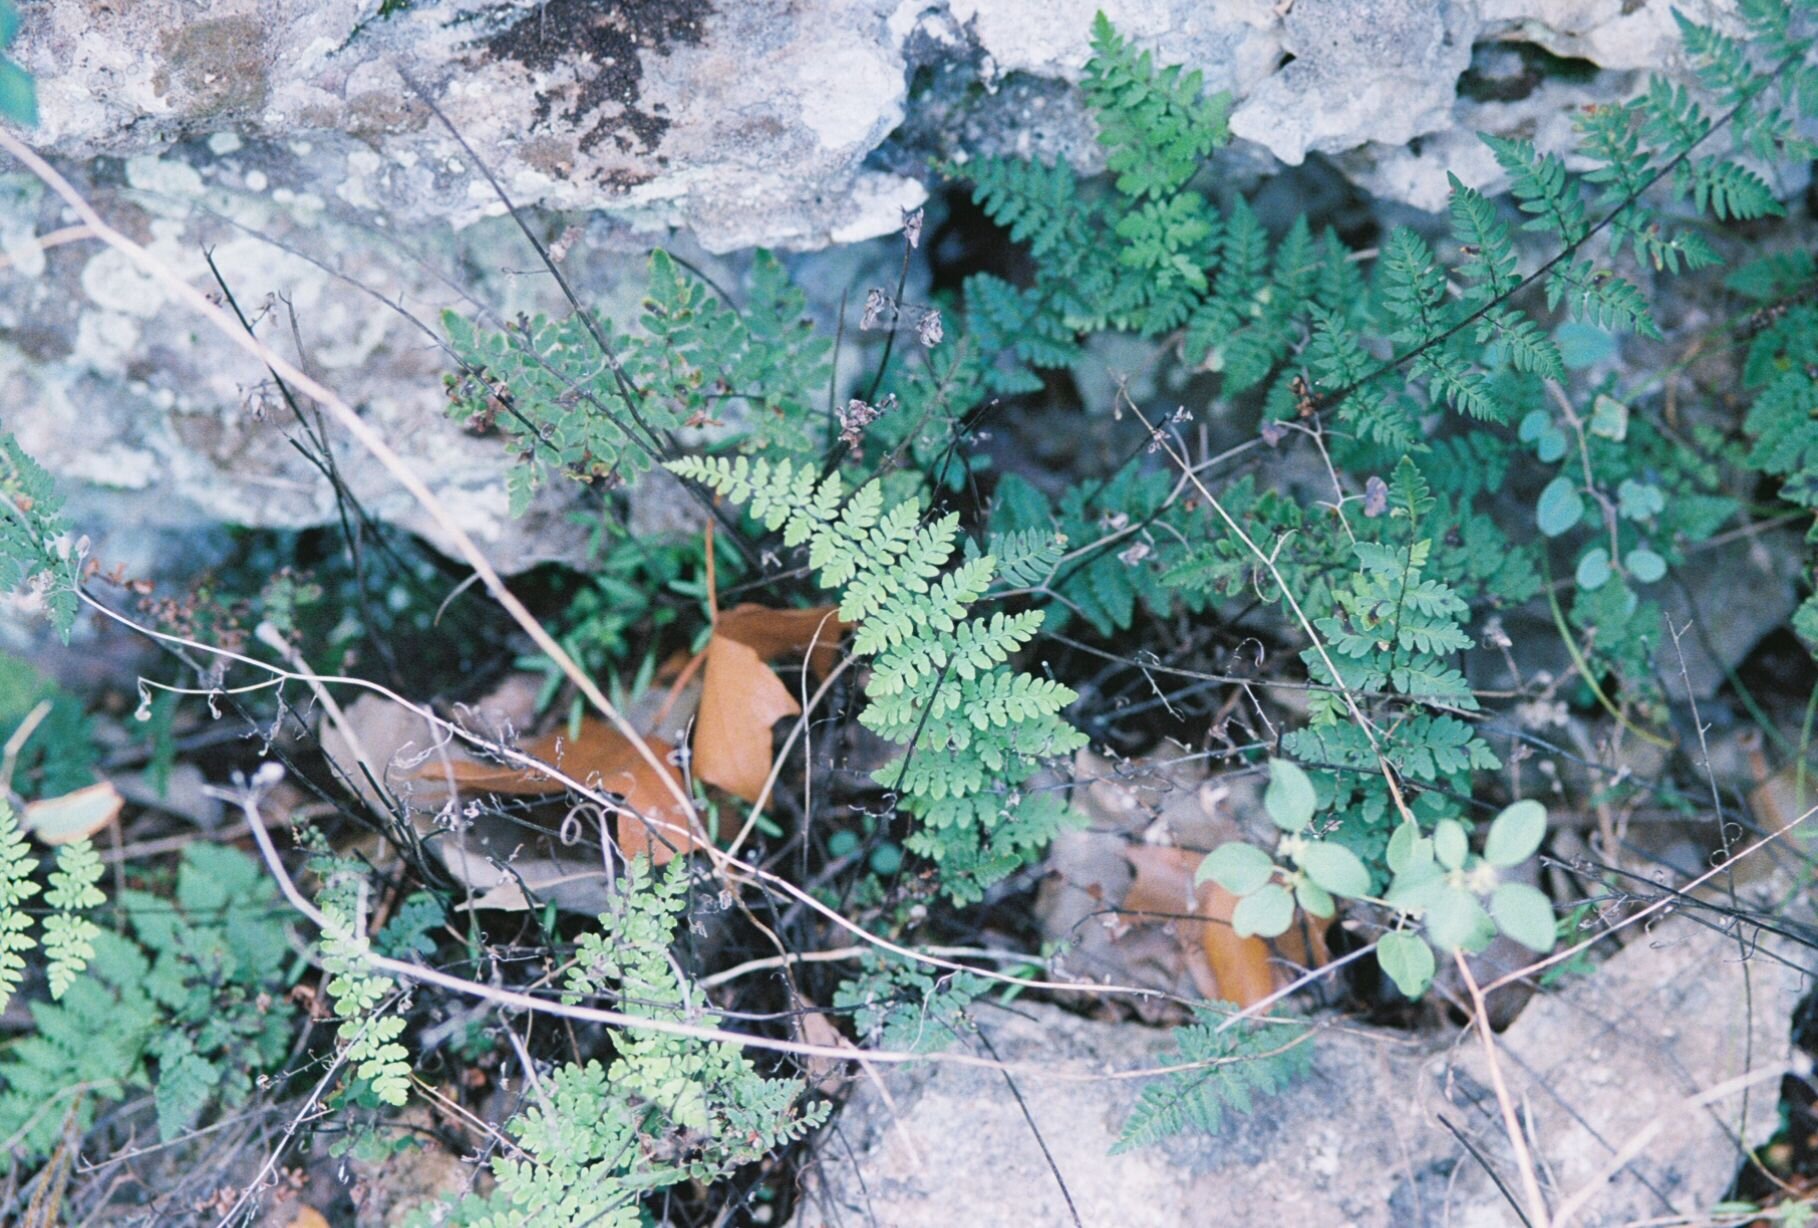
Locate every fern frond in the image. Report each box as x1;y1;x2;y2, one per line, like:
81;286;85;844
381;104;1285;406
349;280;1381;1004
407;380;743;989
666;456;1085;900
0;435;79;641
1679;156;1786;220
1305;307;1419;451
1676;9;1761;107
986;528;1067;589
1546;260;1662;338
1447;175;1519;304
320;912;412;1107
1083;12;1232;199
1483;134;1589;245
1115;1007;1314;1152
0;802;38;1014
43;838;102;1000
957;155;1094;261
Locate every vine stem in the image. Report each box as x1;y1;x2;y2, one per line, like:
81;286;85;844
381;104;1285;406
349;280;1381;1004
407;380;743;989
1457;951;1551;1228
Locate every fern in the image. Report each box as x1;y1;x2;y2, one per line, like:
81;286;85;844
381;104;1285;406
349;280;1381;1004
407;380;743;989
982;527;1068;590
0;431;79;641
0;843;295;1167
1114;1005;1314;1152
670;455;1087;900
422;859;827;1226
319;912;412;1108
1082;12;1232;200
443;250;829;514
41;838;102;999
833;952;989;1053
0;801;38;1014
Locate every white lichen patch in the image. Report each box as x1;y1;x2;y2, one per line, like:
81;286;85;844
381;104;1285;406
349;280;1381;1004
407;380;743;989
0;228;46;280
73;310;142;375
207;131;243;156
79;249;167;317
124;155;205;219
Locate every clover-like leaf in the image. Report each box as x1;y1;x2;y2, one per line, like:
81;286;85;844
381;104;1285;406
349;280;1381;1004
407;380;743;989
1297;841;1370;898
1263;759;1317;832
1196;842;1276;896
1231;883;1295;938
1624;547;1666;583
1483;799;1546;868
1575;547;1611;590
1377;930;1436;999
1295;879;1335;918
1588;394;1629;441
1537;477;1584;537
1490;882;1558;953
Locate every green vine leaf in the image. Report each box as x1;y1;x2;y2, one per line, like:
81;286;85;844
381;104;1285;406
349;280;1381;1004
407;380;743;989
1377;931;1436;999
1263;759;1317;832
1484;799;1547;867
1536;476;1585;536
1197;842;1276;895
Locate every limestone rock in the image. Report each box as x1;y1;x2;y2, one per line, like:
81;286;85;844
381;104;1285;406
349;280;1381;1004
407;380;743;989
790;917;1792;1227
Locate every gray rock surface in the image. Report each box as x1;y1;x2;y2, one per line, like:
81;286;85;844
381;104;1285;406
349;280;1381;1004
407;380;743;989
790;917;1793;1227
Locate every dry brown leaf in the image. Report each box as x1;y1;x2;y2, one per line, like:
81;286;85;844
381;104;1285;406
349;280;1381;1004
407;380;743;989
687;602;848;804
419;720;700;866
692;635;801;803
1122;844;1276;1008
22;780;123;844
1195;881;1279;1009
716;603;849;679
795;999;858;1094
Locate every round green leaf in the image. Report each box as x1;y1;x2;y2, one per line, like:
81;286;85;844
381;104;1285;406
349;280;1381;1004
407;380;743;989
1232;883;1295;938
1385;821;1432;875
1264;759;1317;832
1295;880;1335;918
1536;426;1569;463
1517;410;1550;444
1434;819;1468;871
1491;882;1558;953
827;830;860;858
1298;841;1371;898
1377;930;1436;1000
869;843;903;876
1575;548;1611;591
1483;799;1547;868
1536;477;1584;537
1425;886;1494;952
1625;548;1667;584
1197;842;1275;896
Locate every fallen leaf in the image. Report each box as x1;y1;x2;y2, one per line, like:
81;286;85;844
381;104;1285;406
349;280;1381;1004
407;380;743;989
693;634;803;803
795;999;858;1094
1123;844;1276;1008
455;869;618;913
716;603;849;679
419;720;700;865
23;780;123;844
